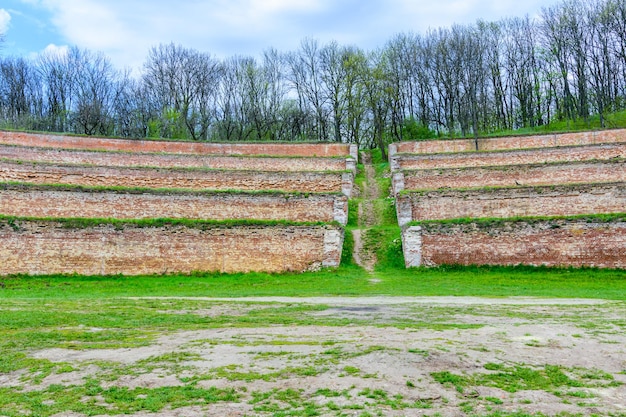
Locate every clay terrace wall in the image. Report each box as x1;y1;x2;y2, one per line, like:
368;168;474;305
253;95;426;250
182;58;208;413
0;220;344;275
402;219;626;268
390;138;476;154
395;160;625;192
0;144;355;173
0;160;354;196
390;143;626;172
0;185;348;225
396;183;625;225
389;128;626;155
0;131;358;159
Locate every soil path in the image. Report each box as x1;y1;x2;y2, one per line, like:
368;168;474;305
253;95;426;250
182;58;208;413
129;296;612;305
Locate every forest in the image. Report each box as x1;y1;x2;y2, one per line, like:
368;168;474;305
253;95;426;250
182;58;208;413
1;0;626;155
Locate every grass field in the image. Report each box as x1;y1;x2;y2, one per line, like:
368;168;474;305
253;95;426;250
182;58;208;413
2;263;625;301
1;278;625;417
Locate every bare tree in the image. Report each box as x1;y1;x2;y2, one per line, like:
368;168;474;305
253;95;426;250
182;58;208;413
215;57;243;141
262;48;289;140
363;50;391;160
286;38;329;141
143;43;220;140
608;0;626;99
585;0;619;127
541;3;578;121
71;48;119;135
0;56;43;129
37;47;77;132
383;34;411;142
319;41;348;142
340;46;369;147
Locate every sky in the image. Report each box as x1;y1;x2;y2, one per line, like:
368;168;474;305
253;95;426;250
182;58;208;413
1;0;554;71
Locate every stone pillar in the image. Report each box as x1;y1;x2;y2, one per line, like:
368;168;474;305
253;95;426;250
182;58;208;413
342;172;354;198
333;195;349;226
392;172;405;195
349;144;359;162
395;195;413;227
345;158;357;175
388;143;398;157
389;155;401;172
401;225;423;268
323;226;344;267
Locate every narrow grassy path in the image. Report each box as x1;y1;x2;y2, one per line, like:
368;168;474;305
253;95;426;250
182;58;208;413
352;151;389;273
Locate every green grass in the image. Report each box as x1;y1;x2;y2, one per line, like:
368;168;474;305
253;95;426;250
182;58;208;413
400;181;624;196
432;363;620;394
408;212;626;230
1;156;352;176
420;109;626;141
0;214;336;230
0;383;240;417
1;264;625;300
391;109;626;156
0;181;342;198
484;109;626;137
400;157;624;177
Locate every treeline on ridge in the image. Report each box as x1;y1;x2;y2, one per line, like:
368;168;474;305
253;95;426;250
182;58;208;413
1;0;626;155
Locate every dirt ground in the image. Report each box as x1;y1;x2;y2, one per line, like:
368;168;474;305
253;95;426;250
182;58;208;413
6;297;626;417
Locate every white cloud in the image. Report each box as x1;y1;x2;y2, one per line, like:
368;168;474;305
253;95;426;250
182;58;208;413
26;43;68;60
0;9;11;34
42;42;68;56
18;0;334;68
20;0;553;70
388;0;550;28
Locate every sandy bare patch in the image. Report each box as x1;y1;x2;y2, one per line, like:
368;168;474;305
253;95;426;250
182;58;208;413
17;297;626;416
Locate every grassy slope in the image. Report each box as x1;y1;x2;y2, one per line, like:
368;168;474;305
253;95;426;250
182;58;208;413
482;109;626;138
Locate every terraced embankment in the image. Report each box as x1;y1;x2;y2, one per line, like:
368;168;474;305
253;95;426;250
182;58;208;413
0;219;343;275
0;130;358;158
396;183;625;225
0;184;348;224
391;142;626;171
0;160;354;196
0;131;357;275
389;128;626;154
391;129;626;268
393;160;625;194
0;143;356;172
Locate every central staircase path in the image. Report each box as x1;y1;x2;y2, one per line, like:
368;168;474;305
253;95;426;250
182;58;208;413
352;152;383;272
